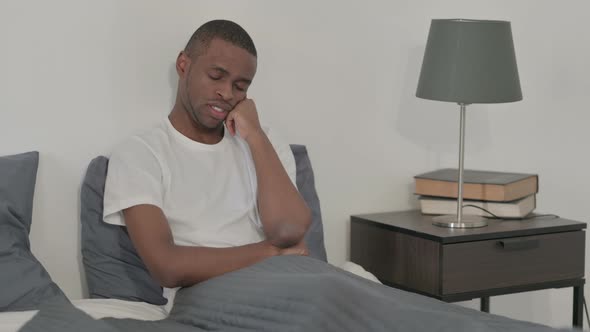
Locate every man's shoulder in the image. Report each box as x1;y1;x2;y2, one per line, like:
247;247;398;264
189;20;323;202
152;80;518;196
261;125;292;153
110;120;169;158
261;125;285;145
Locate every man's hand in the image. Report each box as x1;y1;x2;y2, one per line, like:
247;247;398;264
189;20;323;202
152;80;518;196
225;98;264;143
278;241;309;256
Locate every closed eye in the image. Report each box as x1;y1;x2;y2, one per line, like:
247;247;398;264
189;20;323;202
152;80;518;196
208;68;225;81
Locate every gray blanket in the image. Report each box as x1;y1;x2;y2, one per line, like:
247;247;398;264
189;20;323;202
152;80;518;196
20;256;572;332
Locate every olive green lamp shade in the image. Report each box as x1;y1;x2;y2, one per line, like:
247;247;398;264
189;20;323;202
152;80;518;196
416;19;522;104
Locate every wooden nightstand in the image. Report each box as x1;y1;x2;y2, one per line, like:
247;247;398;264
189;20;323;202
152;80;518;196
350;210;587;328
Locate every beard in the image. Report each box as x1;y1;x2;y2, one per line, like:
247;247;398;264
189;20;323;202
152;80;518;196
182;78;225;132
187;104;223;131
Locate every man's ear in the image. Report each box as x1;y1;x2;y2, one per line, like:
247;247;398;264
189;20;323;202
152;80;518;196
176;51;190;77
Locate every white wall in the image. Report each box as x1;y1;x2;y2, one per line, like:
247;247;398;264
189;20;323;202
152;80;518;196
1;0;589;328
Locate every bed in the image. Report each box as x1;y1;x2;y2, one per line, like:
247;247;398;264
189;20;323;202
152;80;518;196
0;148;576;331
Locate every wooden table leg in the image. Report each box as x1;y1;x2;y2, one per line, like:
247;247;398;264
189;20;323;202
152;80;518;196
573;285;583;328
480;297;490;313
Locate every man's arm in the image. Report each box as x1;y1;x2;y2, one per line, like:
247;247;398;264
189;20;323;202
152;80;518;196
123;204;306;288
226;99;312;248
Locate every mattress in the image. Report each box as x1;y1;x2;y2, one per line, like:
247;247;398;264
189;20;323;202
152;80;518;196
0;298;167;332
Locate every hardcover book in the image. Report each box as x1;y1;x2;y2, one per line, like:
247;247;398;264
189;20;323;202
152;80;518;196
414;168;538;202
418;194;536;218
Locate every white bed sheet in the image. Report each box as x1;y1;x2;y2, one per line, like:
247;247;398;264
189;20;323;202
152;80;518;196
0;298;167;332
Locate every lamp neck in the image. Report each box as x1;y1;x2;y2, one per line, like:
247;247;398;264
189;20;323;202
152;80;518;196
456;103;468;222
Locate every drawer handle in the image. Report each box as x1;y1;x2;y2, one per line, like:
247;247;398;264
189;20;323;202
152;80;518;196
497;239;539;251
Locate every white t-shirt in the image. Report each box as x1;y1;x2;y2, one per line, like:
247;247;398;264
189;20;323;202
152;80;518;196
103;117;297;248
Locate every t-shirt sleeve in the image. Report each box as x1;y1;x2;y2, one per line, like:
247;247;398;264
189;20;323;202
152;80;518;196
264;126;297;188
103;137;164;226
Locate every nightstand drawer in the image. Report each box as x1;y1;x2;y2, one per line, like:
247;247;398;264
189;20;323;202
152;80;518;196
442;231;585;294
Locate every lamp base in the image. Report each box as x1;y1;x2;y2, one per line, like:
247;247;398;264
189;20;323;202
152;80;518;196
432;214;488;228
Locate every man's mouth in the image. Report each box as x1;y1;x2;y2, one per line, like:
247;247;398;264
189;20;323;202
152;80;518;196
208;104;228;120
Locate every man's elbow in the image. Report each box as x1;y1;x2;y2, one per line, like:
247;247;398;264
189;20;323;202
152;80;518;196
148;263;179;288
269;207;312;247
154;270;181;289
146;250;185;288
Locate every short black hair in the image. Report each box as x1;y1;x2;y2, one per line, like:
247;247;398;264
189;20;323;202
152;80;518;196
184;19;257;58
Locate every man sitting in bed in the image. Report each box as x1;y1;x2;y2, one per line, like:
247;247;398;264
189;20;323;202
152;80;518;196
102;20;311;301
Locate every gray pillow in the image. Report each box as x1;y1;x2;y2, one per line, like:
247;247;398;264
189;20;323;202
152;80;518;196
80;156;167;305
80;144;327;303
0;151;68;311
291;144;327;261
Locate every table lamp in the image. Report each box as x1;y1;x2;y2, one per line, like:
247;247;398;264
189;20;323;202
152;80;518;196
416;19;522;228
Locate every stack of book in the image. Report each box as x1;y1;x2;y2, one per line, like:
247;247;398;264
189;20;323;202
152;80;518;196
414;168;539;218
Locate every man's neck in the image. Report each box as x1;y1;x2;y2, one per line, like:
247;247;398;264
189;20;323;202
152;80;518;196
168;108;224;145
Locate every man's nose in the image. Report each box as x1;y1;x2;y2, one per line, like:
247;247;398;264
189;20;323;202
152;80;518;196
216;83;233;101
